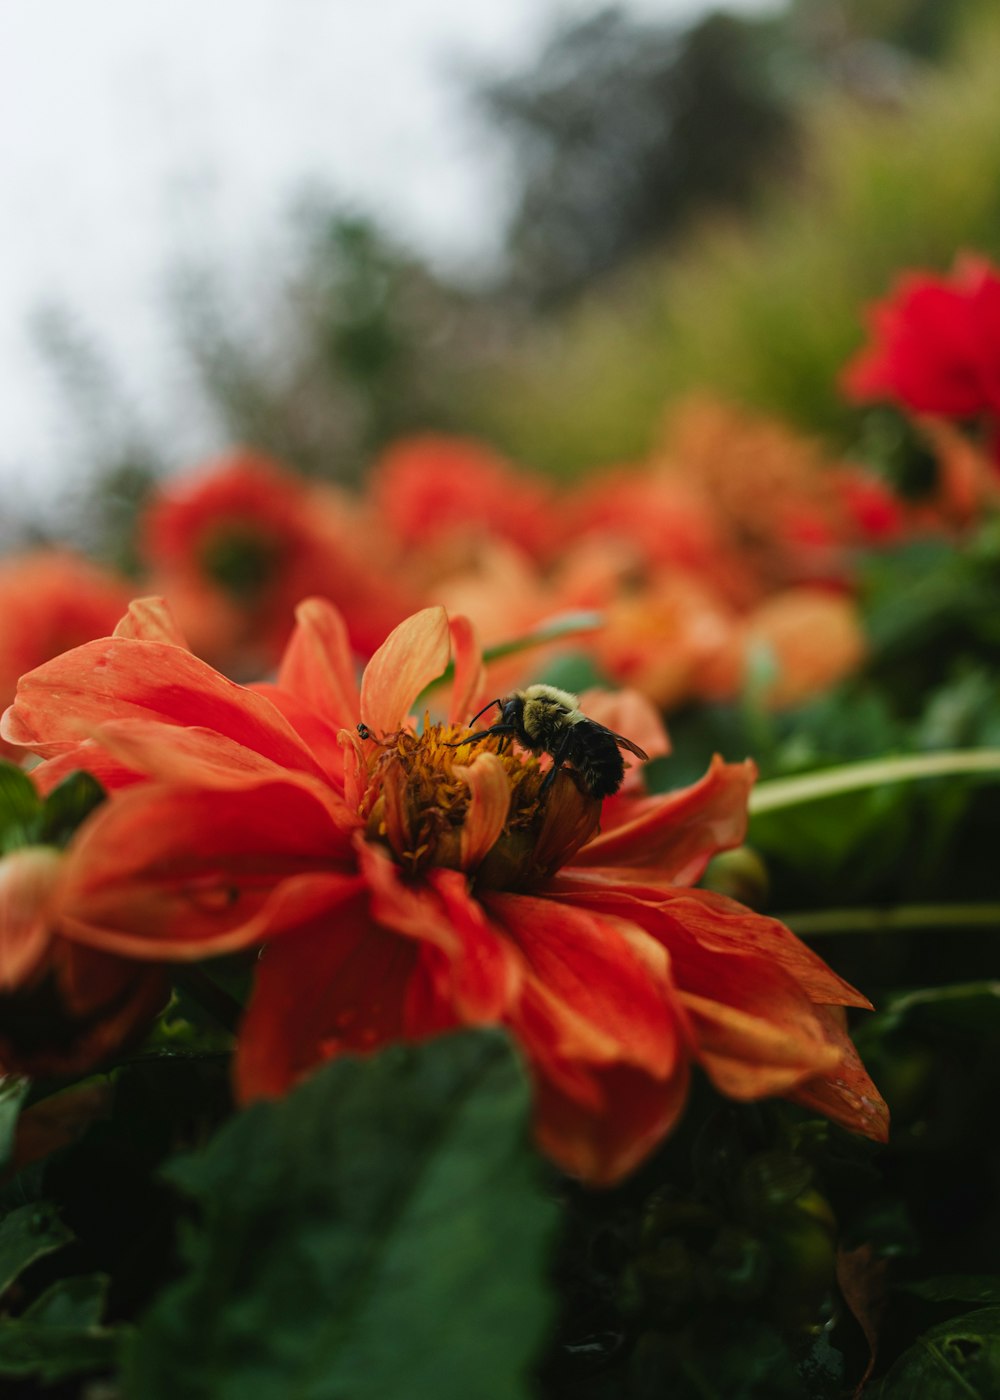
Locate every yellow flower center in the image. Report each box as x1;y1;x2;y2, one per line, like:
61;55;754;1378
360;721;601;889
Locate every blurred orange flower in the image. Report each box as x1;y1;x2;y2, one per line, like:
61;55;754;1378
0;551;132;759
5;599;886;1184
0;836;166;1077
741;588;868;710
655;397;896;594
140;450;410;673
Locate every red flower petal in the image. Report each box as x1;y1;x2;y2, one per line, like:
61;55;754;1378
572;755;754;883
359;606;451;735
785;1005;889;1143
2;638;327;780
484;891;680;1078
235;893;419;1099
59;780;357;958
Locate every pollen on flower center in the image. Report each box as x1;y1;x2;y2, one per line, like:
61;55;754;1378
360;720;601;887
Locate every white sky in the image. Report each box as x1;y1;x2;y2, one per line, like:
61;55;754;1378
0;0;771;512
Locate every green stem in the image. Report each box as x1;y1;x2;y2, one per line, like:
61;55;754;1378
780;903;1000;937
173;967;243;1036
749;749;1000;815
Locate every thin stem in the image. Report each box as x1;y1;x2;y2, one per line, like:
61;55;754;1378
749;749;1000;815
780;903;1000;937
172;967;243;1036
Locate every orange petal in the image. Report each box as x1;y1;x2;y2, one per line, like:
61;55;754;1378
426;868;521;1021
83;718;352;828
785;1006;890;1143
276;597;360;731
235;895;419;1100
447;614;487;725
2;637;327;780
59;780;357;958
359;606;450;735
532;1058;690;1187
0;847;63;989
112;596;189;646
572;755;754;883
452;752;511;870
557;879;870;1011
484;891;680;1079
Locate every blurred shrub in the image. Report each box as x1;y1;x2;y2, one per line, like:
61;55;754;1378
463;1;1000;472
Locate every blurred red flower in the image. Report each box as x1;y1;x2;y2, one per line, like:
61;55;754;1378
842;255;1000;424
140;450;410;673
0;551;132;759
4;599;886;1184
370;434;555;560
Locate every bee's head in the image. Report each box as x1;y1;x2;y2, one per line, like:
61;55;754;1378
500;693;527;727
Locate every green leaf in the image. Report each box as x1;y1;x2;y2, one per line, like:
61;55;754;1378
0;1077;29;1171
0;1273;119;1383
907;1277;1000;1305
0;763;41;853
38;770;107;848
125;1031;557;1400
0;1200;73;1295
873;1306;1000;1398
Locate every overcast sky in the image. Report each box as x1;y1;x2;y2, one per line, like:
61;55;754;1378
0;0;771;509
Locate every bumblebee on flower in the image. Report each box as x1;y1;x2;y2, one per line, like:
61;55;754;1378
2;597;887;1185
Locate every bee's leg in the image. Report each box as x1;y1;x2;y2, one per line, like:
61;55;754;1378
444;725;518;748
539;731;575;796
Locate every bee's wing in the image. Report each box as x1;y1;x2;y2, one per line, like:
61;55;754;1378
614;733;650;762
587;718;650;762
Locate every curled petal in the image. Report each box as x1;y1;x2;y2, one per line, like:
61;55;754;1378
112;596;189;646
554;880;870;1010
0;847;63;989
572;754;755;884
452;752;511;870
360;606;451;735
447;614;488;725
786;1006;889;1143
276;597;360;732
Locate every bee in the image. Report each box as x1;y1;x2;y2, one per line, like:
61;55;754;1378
449;684;648;798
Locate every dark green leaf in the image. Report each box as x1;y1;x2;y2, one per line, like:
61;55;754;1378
0;1200;73;1295
907;1277;1000;1305
873;1306;1000;1398
125;1031;557;1400
39;770;107;848
0;1077;29;1170
0;1273;119;1383
0;763;41;853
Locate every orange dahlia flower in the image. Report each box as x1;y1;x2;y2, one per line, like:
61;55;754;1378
0;550;132;758
3;600;886;1184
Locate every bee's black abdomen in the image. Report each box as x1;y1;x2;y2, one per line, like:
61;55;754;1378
570;725;626;797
